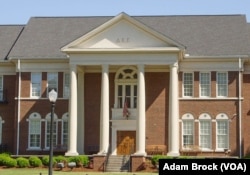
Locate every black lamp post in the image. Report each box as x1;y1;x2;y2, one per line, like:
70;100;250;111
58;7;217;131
48;89;57;175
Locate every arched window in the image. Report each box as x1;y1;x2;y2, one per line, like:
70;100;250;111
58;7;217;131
182;113;194;147
115;66;137;108
61;113;68;147
28;113;41;149
45;113;58;148
199;113;212;149
216;113;229;150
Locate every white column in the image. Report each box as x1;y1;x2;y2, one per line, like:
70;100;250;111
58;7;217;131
167;62;180;156
65;64;79;156
77;69;84;154
135;64;146;155
98;64;110;154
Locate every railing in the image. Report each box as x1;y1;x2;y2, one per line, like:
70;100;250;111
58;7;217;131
103;144;111;172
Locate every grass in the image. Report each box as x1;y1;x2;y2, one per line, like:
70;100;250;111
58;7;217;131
0;168;157;175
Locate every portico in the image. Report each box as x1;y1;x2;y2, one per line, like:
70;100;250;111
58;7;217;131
61;12;183;156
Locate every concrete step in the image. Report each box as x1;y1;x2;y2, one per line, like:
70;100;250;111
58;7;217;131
105;155;130;172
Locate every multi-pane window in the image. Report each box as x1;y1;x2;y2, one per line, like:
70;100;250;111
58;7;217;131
182;114;194;147
45;114;58;148
183;73;193;97
47;73;58;95
199;114;211;149
31;73;41;97
216;114;229;150
64;73;70;98
200;72;210;97
0;76;3;101
217;72;228;97
62;113;68;146
28;113;41;149
116;67;137;108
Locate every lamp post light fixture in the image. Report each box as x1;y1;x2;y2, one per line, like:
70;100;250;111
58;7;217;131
48;89;57;175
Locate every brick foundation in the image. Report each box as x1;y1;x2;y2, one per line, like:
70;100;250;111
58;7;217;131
93;155;106;171
130;155;146;172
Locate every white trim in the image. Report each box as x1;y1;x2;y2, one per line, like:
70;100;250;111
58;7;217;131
199;113;212;150
215;113;229;151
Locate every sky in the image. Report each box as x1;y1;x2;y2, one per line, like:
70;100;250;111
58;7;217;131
1;0;250;25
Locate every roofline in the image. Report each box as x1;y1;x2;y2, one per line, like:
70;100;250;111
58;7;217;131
184;55;249;59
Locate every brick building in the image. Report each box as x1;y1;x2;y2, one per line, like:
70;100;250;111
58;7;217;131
0;12;250;168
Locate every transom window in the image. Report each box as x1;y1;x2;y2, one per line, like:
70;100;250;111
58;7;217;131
199;113;211;149
28;113;41;149
200;72;210;97
182;113;194;147
183;73;193;97
217;72;228;97
216;113;229;150
115;66;137;108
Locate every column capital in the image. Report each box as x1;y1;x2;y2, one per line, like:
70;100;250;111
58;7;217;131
170;62;178;68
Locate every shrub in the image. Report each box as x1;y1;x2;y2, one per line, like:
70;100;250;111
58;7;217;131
55;156;68;163
4;157;17;168
41;156;56;167
29;156;42;167
16;157;30;168
67;155;89;167
151;155;173;166
0;153;10;166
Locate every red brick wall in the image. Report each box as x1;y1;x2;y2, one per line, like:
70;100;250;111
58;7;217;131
1;75;16;153
84;73;101;154
242;74;250;156
179;71;239;156
145;72;169;146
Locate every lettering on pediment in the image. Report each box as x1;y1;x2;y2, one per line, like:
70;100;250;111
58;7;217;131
116;37;130;43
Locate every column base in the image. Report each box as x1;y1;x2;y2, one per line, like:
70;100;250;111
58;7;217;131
133;151;147;156
167;151;180;157
65;151;79;156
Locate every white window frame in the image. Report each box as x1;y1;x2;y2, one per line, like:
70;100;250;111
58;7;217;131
45;113;58;149
199;113;212;150
182;113;194;148
0;75;3;101
216;72;228;97
61;113;68;147
63;73;70;98
31;73;42;98
47;72;58;96
183;72;193;97
27;113;41;149
216;113;229;151
115;66;137;109
200;72;211;97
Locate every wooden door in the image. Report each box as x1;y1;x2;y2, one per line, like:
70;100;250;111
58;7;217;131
117;131;136;155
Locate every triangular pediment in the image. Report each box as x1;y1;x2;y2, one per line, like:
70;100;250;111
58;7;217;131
62;13;184;52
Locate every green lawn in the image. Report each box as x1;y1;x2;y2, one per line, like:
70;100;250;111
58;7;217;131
0;168;157;175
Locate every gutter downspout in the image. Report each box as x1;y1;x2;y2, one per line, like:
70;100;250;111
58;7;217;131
238;57;242;158
16;59;21;155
